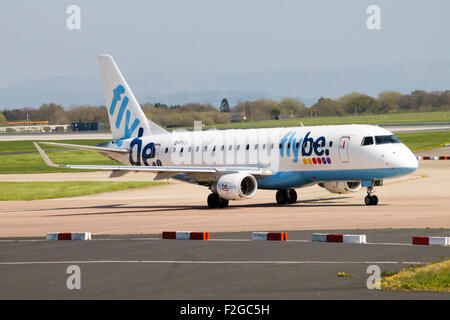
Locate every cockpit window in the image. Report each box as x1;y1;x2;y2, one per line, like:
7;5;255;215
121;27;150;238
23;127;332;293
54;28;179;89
375;135;401;145
362;136;374;146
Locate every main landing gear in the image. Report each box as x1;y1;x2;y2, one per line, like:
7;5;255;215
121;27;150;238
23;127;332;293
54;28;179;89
207;193;229;208
276;189;297;205
364;186;378;206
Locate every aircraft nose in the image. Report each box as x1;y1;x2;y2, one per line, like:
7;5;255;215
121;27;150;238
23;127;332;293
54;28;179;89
405;152;419;170
394;146;418;171
382;145;418;171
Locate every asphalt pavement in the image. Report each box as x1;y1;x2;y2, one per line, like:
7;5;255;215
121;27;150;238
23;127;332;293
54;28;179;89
0;229;448;299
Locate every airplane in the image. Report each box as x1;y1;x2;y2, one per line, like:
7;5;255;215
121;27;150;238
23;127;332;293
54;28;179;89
34;54;419;208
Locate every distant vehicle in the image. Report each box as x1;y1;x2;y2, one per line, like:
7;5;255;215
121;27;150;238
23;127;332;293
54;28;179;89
71;122;104;132
34;55;418;208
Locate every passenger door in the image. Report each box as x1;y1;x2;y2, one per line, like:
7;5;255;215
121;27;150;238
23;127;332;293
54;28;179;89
338;137;350;163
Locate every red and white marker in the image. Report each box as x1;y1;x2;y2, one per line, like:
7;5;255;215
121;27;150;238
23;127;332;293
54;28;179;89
412;236;449;246
252;232;287;241
162;231;210;240
46;232;91;240
312;233;366;244
417;156;450;160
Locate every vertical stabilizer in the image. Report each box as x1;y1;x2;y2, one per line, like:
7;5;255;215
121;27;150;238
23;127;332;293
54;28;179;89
97;54;166;141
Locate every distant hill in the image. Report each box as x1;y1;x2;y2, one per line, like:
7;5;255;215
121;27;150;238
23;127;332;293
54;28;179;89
1;59;449;109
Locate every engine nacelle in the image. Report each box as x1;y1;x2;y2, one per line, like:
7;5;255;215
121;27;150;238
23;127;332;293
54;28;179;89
318;181;361;194
215;173;258;200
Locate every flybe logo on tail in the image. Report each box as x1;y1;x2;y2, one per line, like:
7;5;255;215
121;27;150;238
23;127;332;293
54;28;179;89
110;85;141;144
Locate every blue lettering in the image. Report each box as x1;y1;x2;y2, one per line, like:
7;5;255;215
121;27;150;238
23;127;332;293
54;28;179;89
313;136;326;156
301;132;314;156
129;128;144;165
110;85;125;116
286;132;295;157
142;142;155;166
115;96;129;129
279;132;292;157
124;110;140;139
280;131;329;163
292;137;302;163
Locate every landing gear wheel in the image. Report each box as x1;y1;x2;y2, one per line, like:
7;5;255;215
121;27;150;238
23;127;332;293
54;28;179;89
276;189;288;205
218;198;229;208
364;195;379;206
207;193;229;208
287;189;297;204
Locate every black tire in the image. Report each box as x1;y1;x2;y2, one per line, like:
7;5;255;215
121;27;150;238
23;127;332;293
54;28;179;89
371;195;378;205
276;189;288;205
287;189;297;204
218;198;229;208
207;193;229;208
365;195;379;206
207;193;219;208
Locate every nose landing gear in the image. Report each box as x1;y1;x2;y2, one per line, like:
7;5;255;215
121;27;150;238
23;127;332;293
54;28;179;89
365;186;379;206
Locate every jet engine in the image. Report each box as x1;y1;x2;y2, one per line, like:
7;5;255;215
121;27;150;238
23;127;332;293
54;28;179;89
318;181;361;194
215;173;258;200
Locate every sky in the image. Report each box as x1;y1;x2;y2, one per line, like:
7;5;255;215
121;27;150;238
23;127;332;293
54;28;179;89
0;0;449;87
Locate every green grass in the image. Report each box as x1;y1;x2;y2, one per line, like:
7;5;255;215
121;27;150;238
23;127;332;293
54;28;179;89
182;111;450;130
381;260;450;292
0;139;110;153
0;150;119;174
0;181;168;201
396;131;450;152
0;139;116;174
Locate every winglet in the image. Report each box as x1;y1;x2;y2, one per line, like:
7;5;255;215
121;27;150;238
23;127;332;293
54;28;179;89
33;142;65;168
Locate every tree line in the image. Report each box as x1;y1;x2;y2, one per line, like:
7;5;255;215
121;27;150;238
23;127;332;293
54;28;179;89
1;90;449;128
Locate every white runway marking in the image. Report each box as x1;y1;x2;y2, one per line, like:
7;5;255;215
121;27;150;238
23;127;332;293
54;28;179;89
0;260;425;265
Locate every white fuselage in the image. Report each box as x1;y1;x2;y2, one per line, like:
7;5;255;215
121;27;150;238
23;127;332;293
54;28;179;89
106;124;418;190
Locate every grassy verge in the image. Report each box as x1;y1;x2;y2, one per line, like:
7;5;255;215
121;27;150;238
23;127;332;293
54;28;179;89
396;131;450;152
0;150;119;174
177;111;450;130
381;259;450;292
0;139;110;153
0;181;168;201
0;139;116;174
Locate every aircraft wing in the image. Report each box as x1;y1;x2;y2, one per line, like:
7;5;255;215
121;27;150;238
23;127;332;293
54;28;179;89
38;141;128;154
33;142;272;179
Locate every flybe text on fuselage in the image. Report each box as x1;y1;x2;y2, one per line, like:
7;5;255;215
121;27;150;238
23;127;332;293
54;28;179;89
280;131;332;165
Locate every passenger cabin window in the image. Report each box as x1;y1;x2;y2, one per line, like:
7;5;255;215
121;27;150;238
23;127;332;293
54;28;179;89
375;135;401;145
362;136;374;146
